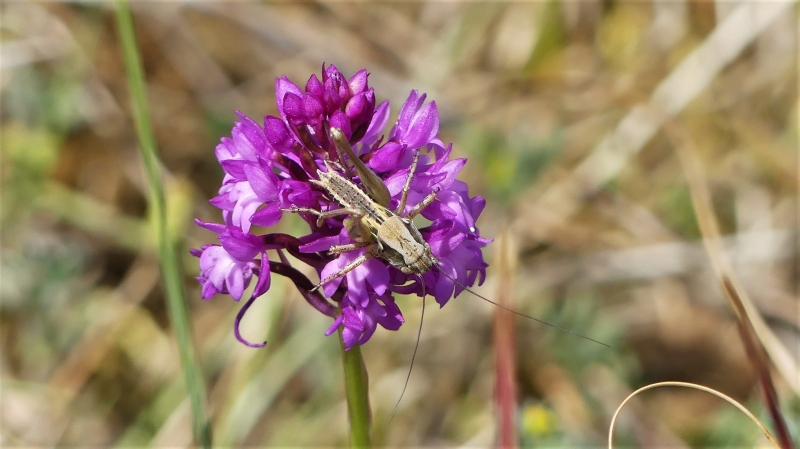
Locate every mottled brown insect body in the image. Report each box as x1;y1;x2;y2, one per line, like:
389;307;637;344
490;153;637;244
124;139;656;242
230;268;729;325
311;159;437;277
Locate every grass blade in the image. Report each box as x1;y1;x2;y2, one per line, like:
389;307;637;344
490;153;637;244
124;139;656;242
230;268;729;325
114;2;212;447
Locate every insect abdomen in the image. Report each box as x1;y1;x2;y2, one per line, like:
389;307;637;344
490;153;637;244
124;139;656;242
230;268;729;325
318;170;387;225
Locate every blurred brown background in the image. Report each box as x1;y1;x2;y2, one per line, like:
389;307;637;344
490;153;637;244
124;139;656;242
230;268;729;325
1;1;797;447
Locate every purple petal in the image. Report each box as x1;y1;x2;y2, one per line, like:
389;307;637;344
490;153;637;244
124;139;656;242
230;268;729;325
225;264;245;299
195;218;228;234
230;122;259;162
224;182;263;233
303;94;324;123
300;231;347;253
219;229;262;261
395;90;422;137
234;293;267;348
196;244;255;301
243;162;280;201
252;255;272;298
305;74;324;99
374;294;404;330
282;92;306;125
215;138;237;163
345;92;370;123
426;226;466;258
279;180;319;208
429;158;466;192
368;141;406;172
209;193;232;211
276;76;303;123
320;256;348;297
353;258;389;298
234;111;269;158
340;311;361;350
200;277;218;300
348;69;368;94
358;100;390;148
403;101;439;149
329;111;352;139
220;159;248;180
325;314;344;336
250;202;283;228
264;116;294;153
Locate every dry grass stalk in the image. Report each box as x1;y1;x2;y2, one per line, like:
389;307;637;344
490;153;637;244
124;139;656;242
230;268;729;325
667;123;795;449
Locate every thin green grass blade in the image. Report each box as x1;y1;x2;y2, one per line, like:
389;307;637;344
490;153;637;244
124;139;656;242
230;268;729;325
114;2;211;447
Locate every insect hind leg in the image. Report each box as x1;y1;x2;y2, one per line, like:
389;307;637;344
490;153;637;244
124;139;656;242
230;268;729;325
395;150;421;215
284;205;365;226
328;241;372;255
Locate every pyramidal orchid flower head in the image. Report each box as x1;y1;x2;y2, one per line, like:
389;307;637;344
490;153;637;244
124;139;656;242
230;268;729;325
193;64;490;350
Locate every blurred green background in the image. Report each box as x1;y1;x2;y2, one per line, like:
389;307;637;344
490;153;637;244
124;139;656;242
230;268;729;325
1;1;797;447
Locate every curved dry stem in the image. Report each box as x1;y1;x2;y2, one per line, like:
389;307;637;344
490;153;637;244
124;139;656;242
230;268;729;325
607;381;780;449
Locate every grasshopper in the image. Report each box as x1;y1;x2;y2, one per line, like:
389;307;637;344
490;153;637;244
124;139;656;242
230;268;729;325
287;127;439;290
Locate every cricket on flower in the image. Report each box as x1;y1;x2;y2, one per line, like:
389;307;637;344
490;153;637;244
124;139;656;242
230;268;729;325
192;64;605;350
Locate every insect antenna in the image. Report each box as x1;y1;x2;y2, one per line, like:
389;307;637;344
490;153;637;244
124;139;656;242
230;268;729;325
433;265;610;348
388;274;427;424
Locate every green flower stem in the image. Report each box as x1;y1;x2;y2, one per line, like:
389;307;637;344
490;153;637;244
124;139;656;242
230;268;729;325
114;2;212;448
339;330;372;447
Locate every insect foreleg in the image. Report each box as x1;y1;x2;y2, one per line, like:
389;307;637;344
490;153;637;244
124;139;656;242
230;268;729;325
395;150;421;215
404;188;439;220
311;246;379;291
284;205;365;226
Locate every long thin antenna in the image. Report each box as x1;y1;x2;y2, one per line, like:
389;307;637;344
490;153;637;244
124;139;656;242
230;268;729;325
388;277;427;424
436;268;610;348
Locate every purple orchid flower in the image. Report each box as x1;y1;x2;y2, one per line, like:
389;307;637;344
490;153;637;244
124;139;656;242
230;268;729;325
193;64;490;350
